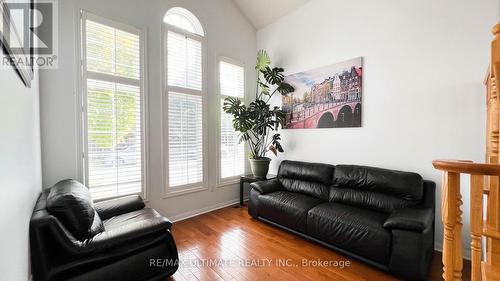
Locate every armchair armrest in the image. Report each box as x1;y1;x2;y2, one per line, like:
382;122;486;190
383;208;434;232
250;178;282;194
94;195;145;220
83;216;172;253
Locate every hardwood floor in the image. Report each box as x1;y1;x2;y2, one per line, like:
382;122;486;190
167;205;470;281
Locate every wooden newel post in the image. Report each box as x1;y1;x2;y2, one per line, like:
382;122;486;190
441;171;463;281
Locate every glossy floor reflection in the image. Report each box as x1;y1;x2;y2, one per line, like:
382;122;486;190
167;205;469;281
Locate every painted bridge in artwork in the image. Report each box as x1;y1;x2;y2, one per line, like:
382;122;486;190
285;100;362;129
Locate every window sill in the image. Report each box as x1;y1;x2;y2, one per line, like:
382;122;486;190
163;185;208;199
216;177;241;188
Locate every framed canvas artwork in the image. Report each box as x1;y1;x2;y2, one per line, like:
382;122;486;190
0;0;34;87
283;57;363;129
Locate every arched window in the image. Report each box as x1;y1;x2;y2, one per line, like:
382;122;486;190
164;8;206;191
164;7;204;36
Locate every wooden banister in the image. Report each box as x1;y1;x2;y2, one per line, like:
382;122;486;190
433;159;500;281
486;24;500;273
433;160;500;176
434;22;500;281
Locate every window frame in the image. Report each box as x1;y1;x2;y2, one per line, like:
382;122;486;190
162;10;208;198
79;10;148;202
216;56;247;186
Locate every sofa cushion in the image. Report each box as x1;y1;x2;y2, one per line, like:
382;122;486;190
307;202;391;265
330;165;423;213
47;179;103;240
258;191;322;233
278;160;334;200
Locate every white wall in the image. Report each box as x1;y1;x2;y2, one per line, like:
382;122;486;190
40;0;256;219
38;0;499;259
257;0;499;255
0;58;42;277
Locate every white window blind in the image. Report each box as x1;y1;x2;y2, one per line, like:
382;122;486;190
167;31;202;91
220;61;244;98
165;11;205;189
219;60;245;179
86;20;140;80
168;92;203;186
82;13;144;200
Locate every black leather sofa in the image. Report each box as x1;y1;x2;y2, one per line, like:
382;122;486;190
30;179;178;281
249;160;435;281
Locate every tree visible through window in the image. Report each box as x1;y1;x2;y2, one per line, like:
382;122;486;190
82;12;145;200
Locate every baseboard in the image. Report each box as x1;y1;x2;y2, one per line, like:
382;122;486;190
169;197;247;223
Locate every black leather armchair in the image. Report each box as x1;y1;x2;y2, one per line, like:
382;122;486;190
249;161;435;281
30;180;179;281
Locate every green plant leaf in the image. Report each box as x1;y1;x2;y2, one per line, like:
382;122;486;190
272;134;284;152
258;81;270;96
223;97;244;115
255;49;271;71
276;82;295;96
222;50;289;158
262;67;284;85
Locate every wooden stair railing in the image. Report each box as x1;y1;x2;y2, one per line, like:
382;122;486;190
432;160;500;281
485;22;500;280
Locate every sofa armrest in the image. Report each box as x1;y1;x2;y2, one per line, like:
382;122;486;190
94;195;145;220
383;208;434;232
250;179;282;194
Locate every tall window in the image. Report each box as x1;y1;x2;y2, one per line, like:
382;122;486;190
81;12;145;200
164;8;205;189
219;59;245;180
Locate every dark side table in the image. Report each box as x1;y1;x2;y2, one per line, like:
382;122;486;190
239;174;277;206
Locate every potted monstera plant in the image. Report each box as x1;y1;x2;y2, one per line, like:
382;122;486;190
223;50;294;178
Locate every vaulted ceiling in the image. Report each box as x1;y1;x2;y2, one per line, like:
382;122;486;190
233;0;309;30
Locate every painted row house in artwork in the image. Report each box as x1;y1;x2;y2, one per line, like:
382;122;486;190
309;66;363;104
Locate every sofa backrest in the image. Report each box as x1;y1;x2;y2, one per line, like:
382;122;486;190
277;160;334;201
46;179;104;240
330;165;424;213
